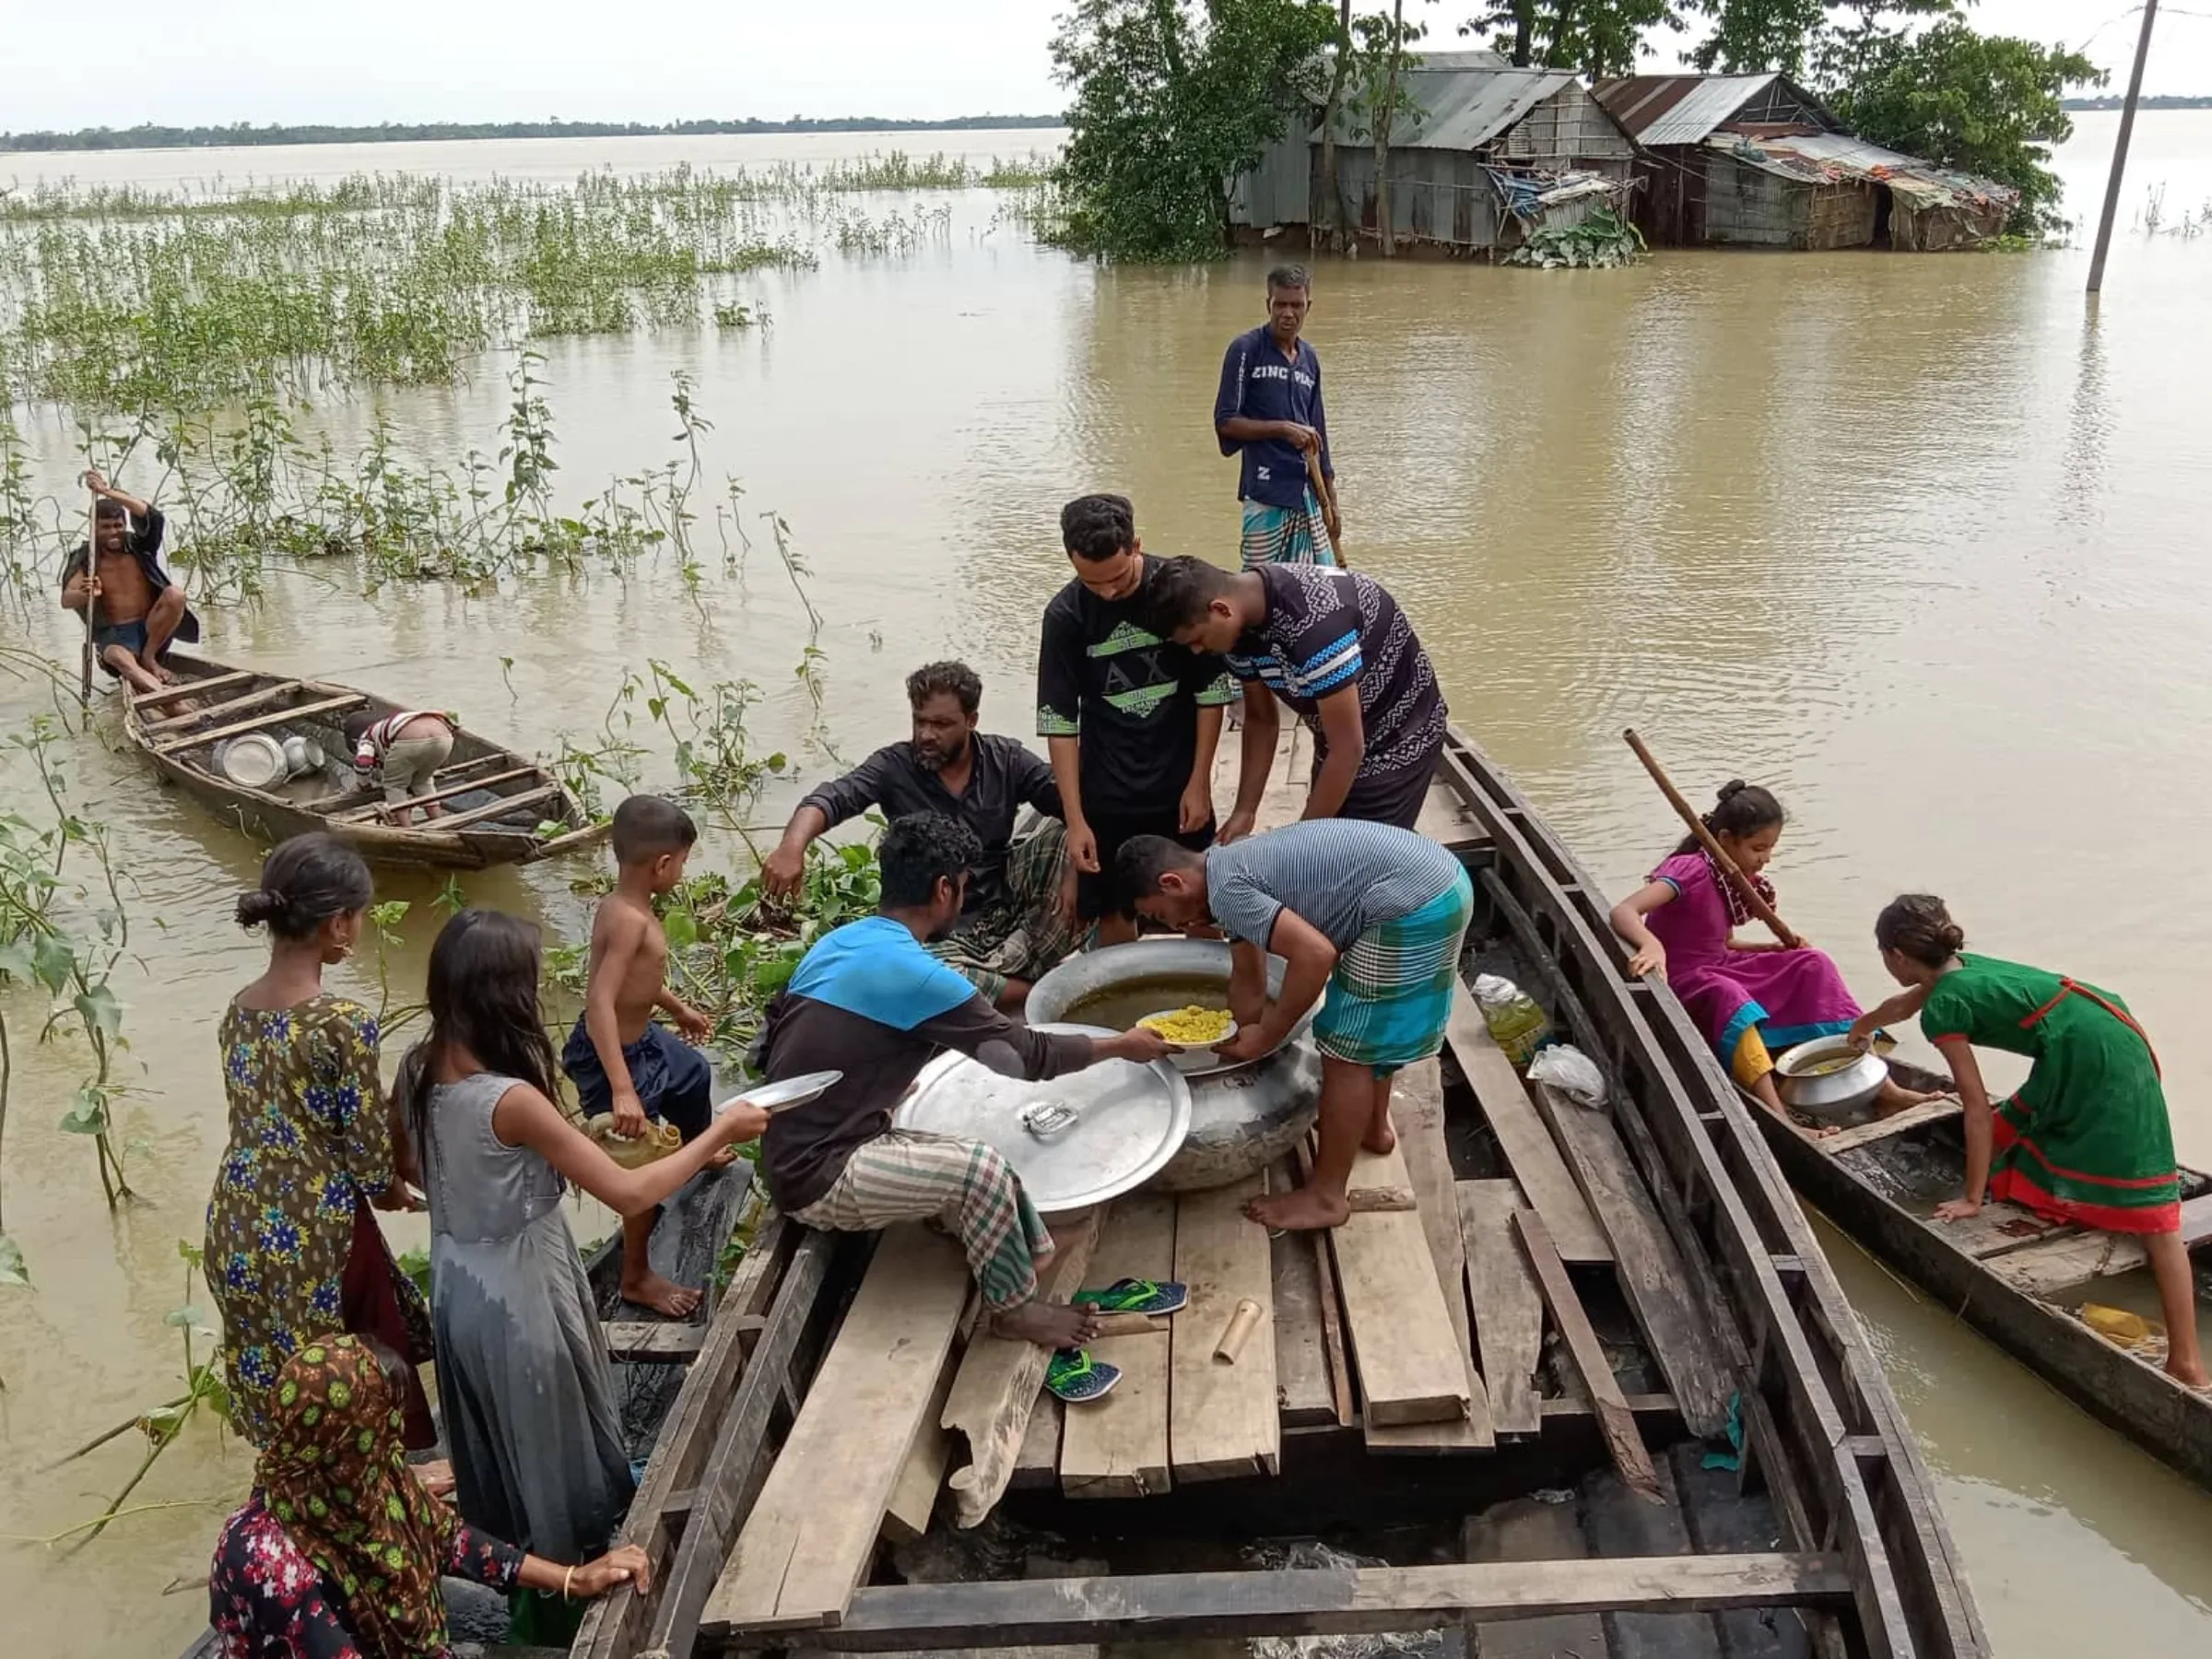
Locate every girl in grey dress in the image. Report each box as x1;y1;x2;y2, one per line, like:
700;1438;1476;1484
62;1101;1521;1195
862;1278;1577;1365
396;910;766;1638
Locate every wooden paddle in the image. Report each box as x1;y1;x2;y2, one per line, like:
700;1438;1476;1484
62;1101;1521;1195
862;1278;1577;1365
1303;444;1346;570
1622;728;1803;950
77;477;98;704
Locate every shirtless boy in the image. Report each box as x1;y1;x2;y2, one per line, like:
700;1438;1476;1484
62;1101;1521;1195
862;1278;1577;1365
560;794;721;1316
59;471;200;694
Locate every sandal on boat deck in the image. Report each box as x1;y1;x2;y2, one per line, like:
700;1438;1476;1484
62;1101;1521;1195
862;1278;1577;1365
1072;1277;1187;1316
1045;1348;1122;1404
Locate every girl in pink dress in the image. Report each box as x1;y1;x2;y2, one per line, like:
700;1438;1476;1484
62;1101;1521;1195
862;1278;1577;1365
1609;782;1937;1124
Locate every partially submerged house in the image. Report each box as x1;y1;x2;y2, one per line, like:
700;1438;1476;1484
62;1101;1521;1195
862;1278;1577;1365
1232;53;1638;257
1592;72;2018;250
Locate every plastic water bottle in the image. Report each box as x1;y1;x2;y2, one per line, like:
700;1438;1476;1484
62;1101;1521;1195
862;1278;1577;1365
1474;973;1551;1069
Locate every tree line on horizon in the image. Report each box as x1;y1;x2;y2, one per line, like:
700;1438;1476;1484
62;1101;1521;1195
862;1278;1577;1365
0;113;1066;155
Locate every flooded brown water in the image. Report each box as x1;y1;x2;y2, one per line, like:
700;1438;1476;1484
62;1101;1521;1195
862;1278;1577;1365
5;114;2212;1654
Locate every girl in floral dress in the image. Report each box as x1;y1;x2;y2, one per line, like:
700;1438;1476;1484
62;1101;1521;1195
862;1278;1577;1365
206;1334;648;1658
1610;781;1939;1125
204;834;433;1450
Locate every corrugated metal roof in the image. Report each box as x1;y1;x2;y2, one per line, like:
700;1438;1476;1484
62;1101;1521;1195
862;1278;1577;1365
1706;132;2021;207
1593;72;1777;146
1312;64;1578;151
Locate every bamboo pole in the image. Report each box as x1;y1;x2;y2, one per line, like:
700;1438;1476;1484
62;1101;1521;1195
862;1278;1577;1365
1305;448;1347;569
1621;729;1802;950
78;478;98;704
2087;0;2159;295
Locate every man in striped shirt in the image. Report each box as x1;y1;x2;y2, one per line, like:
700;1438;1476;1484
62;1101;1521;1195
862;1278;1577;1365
1144;556;1447;841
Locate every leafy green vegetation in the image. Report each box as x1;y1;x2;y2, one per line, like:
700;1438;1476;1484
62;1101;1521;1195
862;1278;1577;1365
1047;0;1337;258
1507;205;1648;267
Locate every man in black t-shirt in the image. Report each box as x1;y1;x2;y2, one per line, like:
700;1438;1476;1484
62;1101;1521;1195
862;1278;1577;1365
1038;496;1241;944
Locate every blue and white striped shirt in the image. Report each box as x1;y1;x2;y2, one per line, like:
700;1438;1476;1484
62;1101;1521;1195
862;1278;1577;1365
1224;565;1446;777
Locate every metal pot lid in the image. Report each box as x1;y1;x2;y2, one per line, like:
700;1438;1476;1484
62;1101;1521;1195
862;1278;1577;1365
895;1022;1191;1213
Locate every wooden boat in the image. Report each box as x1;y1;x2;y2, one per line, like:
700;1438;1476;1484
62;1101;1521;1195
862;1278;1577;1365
122;654;605;870
571;724;1984;1659
1743;1059;2212;1489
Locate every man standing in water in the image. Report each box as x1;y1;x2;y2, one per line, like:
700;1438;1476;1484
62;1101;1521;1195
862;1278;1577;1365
1214;265;1339;569
762;662;1077;1008
59;470;200;692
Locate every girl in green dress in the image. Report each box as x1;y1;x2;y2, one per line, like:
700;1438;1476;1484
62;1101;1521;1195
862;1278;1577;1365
1852;895;2206;1387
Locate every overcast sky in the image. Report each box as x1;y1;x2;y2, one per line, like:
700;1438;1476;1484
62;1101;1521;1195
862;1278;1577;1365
7;1;2206;132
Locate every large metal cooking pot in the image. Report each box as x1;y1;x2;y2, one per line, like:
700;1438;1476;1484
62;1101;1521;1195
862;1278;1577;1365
1026;938;1321;1192
1773;1034;1888;1125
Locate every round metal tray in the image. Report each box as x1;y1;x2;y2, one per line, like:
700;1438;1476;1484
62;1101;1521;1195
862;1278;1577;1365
894;1022;1192;1213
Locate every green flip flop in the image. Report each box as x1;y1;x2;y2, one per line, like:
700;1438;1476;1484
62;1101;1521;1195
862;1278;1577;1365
1072;1277;1188;1316
1045;1348;1122;1404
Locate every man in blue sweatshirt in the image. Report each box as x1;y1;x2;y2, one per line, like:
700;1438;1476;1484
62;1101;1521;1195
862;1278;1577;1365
1213;265;1339;569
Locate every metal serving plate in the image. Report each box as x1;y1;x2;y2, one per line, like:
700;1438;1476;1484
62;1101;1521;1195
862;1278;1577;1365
894;1023;1191;1213
719;1069;843;1115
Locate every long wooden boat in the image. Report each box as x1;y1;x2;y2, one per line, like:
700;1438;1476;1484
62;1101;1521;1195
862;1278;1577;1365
1743;1059;2212;1488
122;654;605;870
572;724;1983;1659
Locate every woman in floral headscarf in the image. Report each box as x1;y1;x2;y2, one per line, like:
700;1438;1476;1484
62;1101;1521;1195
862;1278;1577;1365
206;1335;649;1658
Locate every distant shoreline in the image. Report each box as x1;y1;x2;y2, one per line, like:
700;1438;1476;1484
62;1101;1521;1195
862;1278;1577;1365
2061;95;2212;111
0;113;1068;156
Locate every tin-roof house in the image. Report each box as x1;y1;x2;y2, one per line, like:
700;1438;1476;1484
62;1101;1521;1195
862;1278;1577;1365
1232;52;1638;257
1592;72;2018;250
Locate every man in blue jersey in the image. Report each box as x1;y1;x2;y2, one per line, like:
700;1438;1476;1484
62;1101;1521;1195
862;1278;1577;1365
1213;265;1340;570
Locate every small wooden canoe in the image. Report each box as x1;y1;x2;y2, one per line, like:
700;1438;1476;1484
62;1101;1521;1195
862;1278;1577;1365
123;654;606;870
1744;1064;2212;1489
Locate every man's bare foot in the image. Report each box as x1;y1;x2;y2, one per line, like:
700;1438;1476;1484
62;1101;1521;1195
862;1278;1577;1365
2167;1355;2211;1389
621;1269;701;1318
139;653;177;685
1362;1108;1397;1157
1246;1186;1351;1231
104;650;161;696
992;1300;1100;1348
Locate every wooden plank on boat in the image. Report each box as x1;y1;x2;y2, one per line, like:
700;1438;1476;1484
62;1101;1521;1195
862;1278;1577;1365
604;1320;707;1362
1328;1137;1474;1430
140;677;309;734
151;692;366;755
1444;989;1610;1264
1060;1194;1175;1499
1462;1495;1609;1659
702;1226;971;1635
1924;1199;2067;1260
1515;1210;1659;1501
1994;1192;2212;1299
1417;776;1489;852
432;782;561;832
1169;1172;1280;1482
884;1350;961;1547
133;667;258;706
1269;1159;1338;1428
940;1206;1103;1527
1294;1140;1359;1427
590;1220;834;1659
784;1555;1855;1651
1366;1061;1495;1453
1012;1394;1063;1490
1525;1078;1731;1440
1461;1180;1543;1436
331;763;540;821
1820;1100;1959;1156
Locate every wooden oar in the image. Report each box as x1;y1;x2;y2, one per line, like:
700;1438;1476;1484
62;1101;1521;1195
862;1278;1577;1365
1621;728;1803;950
1304;447;1347;570
77;479;98;704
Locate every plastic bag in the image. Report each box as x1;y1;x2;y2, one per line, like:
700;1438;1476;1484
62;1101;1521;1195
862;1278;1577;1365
1472;972;1551;1068
1528;1043;1607;1109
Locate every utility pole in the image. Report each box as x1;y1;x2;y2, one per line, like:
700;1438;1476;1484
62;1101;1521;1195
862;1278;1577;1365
2086;0;2159;294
